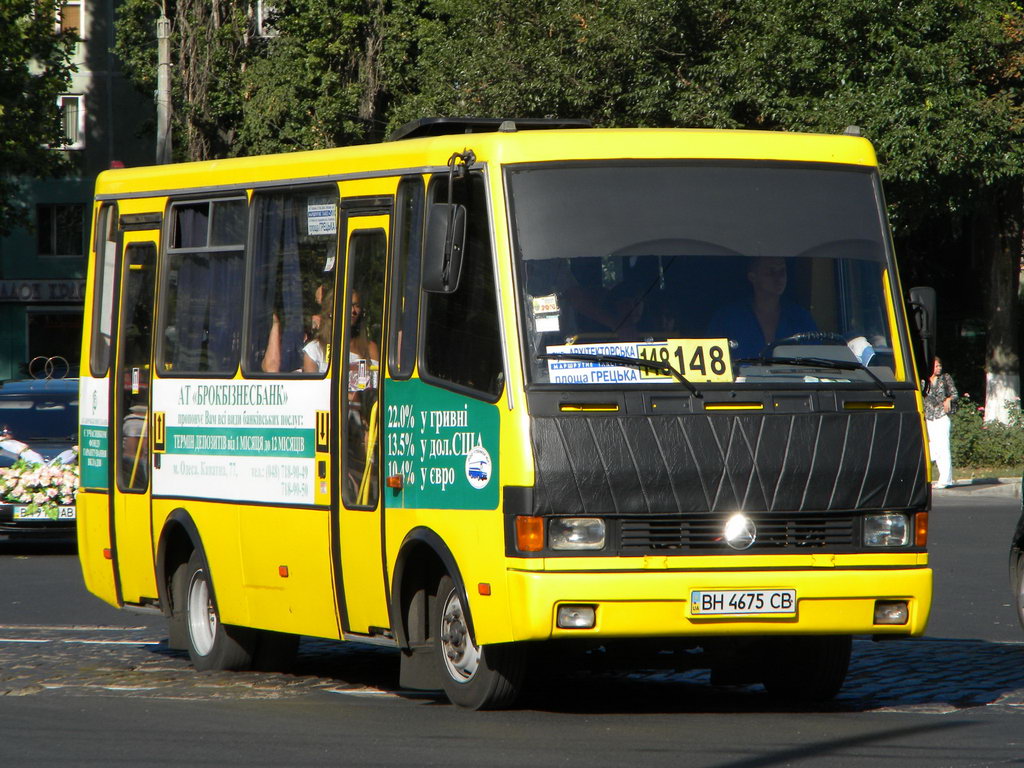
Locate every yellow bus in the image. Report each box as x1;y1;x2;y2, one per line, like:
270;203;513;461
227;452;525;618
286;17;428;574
78;118;934;709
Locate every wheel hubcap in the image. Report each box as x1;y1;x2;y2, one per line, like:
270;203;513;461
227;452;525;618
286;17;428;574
440;589;480;682
187;569;216;656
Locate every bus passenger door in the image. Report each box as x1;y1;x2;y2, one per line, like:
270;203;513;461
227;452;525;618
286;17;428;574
336;212;390;635
111;231;159;604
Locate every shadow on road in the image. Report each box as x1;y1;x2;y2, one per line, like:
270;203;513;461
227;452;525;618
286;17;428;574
130;634;1024;715
0;536;76;557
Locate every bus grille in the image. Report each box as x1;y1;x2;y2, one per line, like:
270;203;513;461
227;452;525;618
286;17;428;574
618;513;857;552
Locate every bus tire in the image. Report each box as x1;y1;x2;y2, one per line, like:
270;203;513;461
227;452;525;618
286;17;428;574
434;575;525;710
1013;554;1024;630
183;550;255;672
762;635;851;702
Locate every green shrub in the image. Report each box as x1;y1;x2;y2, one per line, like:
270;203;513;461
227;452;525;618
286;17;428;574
950;394;1024;468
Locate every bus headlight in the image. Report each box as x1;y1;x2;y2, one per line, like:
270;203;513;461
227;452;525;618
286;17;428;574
863;513;910;547
549;518;606;550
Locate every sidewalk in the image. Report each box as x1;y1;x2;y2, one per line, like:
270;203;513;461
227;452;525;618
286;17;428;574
934;476;1021;499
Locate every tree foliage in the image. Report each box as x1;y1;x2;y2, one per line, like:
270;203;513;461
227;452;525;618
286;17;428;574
0;0;77;235
668;0;1024;232
113;0;1024;202
115;0;260;161
111;0;1024;413
236;0;386;152
388;0;690;131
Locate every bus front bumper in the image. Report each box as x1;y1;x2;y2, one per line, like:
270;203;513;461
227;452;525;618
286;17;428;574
503;565;932;642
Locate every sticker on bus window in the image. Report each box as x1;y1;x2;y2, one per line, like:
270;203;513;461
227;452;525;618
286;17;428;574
532;294;559;315
532;294;561;333
307;201;337;236
544;339;733;385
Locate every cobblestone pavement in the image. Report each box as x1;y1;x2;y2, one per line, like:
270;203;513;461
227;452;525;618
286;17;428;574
3;624;1024;714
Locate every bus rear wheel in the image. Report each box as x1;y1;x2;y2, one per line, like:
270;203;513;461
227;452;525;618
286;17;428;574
183;550;255;671
761;635;851;702
434;575;525;710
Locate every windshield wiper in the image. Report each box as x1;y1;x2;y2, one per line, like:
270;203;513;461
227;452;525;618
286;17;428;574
736;356;893;398
537;352;702;397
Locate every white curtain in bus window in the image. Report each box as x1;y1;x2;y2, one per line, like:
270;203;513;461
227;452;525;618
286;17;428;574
160;198;246;374
245;186;340;375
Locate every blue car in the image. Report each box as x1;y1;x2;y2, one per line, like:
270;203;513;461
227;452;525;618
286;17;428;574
0;378;78;538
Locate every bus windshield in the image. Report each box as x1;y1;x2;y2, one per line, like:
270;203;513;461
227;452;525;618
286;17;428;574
508;162;905;388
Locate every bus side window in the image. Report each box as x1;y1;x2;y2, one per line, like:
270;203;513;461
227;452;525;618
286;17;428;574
244;186;340;375
421;173;504;400
159;198;246;374
89;203;118;376
118;242;157;491
343;231;386;508
388;176;425;379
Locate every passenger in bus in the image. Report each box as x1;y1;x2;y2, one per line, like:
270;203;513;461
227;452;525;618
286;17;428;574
344;290;379;389
260;314;283;372
705;256;816;359
302;286;334;373
344;290;381;499
261;278;325;373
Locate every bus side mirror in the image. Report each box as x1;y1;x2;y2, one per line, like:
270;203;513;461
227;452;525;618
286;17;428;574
908;286;936;383
422;203;466;293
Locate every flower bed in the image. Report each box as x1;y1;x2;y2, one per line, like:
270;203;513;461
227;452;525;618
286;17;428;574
0;455;79;520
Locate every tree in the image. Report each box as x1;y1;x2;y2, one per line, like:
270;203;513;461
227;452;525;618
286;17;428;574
109;0;1024;422
235;0;388;152
0;0;77;235
387;0;692;131
115;0;260;161
667;0;1024;421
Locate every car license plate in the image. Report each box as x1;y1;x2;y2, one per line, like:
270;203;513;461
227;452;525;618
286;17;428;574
12;505;76;521
690;589;796;616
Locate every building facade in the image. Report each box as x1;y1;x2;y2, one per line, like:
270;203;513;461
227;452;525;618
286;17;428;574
0;1;152;380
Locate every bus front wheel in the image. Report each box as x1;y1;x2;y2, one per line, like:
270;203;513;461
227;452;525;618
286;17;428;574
183;550;255;671
434;575;525;709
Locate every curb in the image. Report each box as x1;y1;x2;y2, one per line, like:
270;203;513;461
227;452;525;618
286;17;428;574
935;478;1021;499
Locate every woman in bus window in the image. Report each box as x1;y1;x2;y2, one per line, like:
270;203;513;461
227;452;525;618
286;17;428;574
345;290;379;387
302;285;334;373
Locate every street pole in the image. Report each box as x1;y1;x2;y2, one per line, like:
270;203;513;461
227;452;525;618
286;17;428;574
156;1;172;164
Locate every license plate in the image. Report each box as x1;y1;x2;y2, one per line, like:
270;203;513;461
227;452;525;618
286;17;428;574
690;589;796;616
12;505;76;521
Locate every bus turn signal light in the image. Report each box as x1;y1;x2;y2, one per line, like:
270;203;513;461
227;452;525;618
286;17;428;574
915;512;929;547
515;516;544;552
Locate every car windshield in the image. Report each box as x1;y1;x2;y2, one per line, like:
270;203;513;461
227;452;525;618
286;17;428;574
0;393;78;442
508;162;906;388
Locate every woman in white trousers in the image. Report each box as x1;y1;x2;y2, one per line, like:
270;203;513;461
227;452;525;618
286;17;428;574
924;357;957;489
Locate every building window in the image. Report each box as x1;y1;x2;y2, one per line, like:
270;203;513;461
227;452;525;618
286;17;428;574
58;95;84;149
37;203;85;258
58;1;81;34
28;309;83;374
